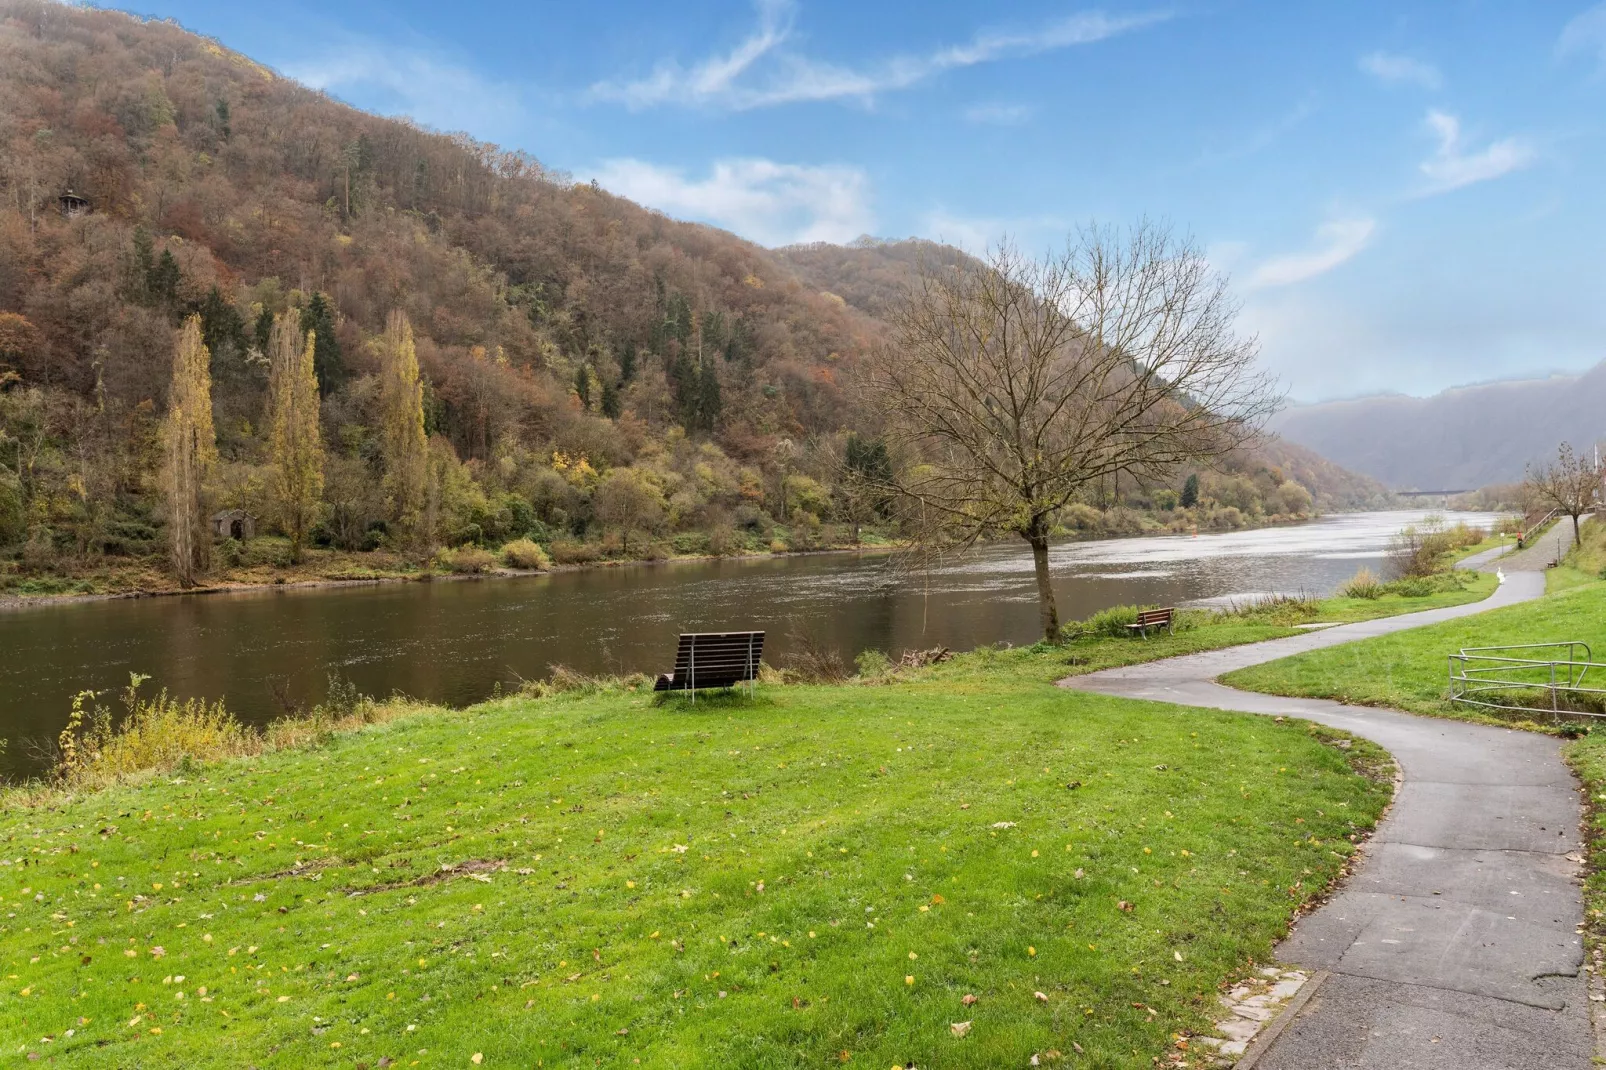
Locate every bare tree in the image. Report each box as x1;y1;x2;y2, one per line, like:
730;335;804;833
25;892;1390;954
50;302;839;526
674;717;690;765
1524;442;1600;545
865;223;1279;643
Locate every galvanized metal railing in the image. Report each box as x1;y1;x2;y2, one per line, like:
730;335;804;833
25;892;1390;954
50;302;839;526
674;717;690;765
1448;642;1604;717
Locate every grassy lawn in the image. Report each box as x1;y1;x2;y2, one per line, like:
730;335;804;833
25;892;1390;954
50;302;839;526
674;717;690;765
0;574;1499;1068
1221;580;1606;726
0;674;1396;1068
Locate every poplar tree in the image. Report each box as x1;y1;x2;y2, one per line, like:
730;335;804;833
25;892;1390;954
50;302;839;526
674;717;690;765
378;310;429;549
267;312;325;563
164;315;217;587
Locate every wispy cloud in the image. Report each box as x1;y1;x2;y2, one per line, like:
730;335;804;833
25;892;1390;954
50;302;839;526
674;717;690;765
1359;50;1442;90
920;208;1068;254
963;102;1034;125
1559;3;1606;68
589;157;874;246
1246;218;1376;289
284;39;524;135
1418;110;1535;194
590;1;1170;110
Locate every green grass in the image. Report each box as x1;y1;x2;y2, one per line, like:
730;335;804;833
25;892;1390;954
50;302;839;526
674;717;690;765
1310;571;1497;623
1;577;1499;1068
1221;579;1606;725
0;678;1394;1068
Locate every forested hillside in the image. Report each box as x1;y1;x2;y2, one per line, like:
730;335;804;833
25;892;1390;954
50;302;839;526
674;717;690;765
0;1;1382;596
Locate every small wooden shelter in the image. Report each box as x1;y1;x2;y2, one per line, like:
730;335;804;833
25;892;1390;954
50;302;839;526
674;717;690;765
58;189;91;218
211;509;256;541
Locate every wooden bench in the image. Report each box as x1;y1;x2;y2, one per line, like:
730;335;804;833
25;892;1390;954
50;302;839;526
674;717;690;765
1126;608;1174;638
653;631;765;699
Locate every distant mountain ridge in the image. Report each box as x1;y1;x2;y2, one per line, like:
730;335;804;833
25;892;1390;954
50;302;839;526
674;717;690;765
1270;363;1606;490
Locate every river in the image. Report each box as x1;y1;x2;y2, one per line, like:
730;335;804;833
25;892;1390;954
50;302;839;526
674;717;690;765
0;510;1503;779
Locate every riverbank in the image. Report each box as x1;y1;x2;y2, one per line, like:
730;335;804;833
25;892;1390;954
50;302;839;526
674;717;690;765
0;506;1355;607
0;563;1525;1065
0;621;1395;1068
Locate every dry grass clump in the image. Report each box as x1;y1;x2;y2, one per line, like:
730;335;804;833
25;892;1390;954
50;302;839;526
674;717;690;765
56;675;257;787
500;537;551;570
1341;567;1386;599
17;673;430;804
437;546;497;574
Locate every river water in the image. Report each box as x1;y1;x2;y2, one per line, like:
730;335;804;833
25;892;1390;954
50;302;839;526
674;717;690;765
0;510;1502;779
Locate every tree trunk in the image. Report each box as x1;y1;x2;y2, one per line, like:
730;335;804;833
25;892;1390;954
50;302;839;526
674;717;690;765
1574;512;1582;547
1027;529;1061;644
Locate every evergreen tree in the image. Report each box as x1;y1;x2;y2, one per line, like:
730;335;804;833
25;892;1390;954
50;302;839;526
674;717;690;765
1181;473;1200;509
214;97;231;141
600;378;621;419
252;305;273;353
163;316;217;587
574;364;592;409
378;310;429;549
267;312;325;563
299;293;344;394
129;226;155;301
150;249;182;308
696;359;722;432
618;341;636;383
196;286;247;360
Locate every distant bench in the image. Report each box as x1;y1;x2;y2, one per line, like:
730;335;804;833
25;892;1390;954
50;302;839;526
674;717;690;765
654;631;765;699
1126;608;1174;638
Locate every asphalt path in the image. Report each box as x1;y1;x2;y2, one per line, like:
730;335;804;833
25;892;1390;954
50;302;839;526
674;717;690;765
1060;571;1592;1068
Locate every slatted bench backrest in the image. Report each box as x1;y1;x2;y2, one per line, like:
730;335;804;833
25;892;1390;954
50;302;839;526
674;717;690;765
1134;609;1172;626
666;631;765;689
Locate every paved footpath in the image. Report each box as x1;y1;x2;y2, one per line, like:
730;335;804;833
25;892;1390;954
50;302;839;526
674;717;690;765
1061;571;1594;1068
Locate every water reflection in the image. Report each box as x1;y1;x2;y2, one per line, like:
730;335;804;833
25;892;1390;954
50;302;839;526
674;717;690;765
0;510;1502;777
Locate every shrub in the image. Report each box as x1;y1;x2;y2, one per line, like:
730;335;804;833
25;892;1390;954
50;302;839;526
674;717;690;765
500;538;551;570
854;649;892;680
707;523;738;557
437;546;496;574
549;539;601;565
671;531;711;556
57;674;255;786
1341;567;1385;599
1060;604;1142;640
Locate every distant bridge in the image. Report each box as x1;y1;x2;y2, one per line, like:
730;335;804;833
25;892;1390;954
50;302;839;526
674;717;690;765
1394;489;1472;498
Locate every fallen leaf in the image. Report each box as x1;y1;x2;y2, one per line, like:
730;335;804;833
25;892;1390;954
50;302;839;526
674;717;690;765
471;1055;483;1065
961;994;978;1006
1034;991;1048;1002
1118;901;1133;912
951;1020;972;1038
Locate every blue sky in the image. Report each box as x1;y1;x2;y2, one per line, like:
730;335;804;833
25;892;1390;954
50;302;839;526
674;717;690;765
112;0;1606;403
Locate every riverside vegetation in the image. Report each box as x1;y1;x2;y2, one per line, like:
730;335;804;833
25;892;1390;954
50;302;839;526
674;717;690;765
0;573;1508;1068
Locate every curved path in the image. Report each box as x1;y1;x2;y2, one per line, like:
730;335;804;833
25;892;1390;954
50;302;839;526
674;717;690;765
1061;571;1593;1068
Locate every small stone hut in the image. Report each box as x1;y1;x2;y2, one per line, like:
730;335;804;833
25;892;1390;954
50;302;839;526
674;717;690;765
211;509;256;541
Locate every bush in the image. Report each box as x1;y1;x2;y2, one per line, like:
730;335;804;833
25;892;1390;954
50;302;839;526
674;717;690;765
437;546;496;574
1340;567;1385;599
549;539;601;565
1061;604;1141;640
500;538;551;570
57;674;254;786
708;523;739;556
671;531;712;556
854;649;892;680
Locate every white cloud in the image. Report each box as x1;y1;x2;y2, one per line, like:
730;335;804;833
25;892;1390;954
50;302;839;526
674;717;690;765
1558;3;1606;66
590;1;1169;110
1358;50;1442;90
1418;110;1535;194
1246;219;1376;289
920;209;1069;254
284;41;523;135
589;157;874;246
963;102;1033;125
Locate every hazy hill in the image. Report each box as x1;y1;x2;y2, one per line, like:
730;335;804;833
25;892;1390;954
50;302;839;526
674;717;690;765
1272;364;1606;490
